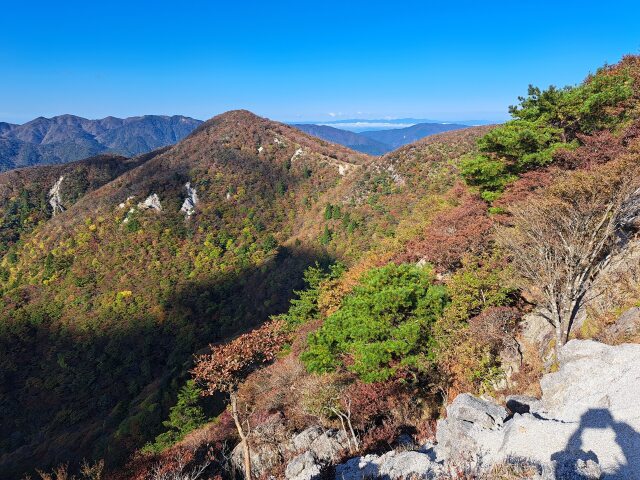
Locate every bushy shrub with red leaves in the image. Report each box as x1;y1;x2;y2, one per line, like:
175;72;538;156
395;185;492;271
192;319;289;395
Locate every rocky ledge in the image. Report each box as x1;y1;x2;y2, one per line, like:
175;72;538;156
285;340;640;480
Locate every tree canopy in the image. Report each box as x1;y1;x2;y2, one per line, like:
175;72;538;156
302;263;448;382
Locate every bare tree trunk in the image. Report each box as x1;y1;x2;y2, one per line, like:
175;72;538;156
343;400;359;451
230;392;251;480
555;319;565;360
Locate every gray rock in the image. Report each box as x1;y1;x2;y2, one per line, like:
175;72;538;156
520;311;556;363
138;193;162;211
285;451;322;480
292;426;324;453
606;307;640;339
48;176;65;216
335;450;440;480
285;427;350;480
445;393;508;429
435;340;640;479
506;395;543;415
180;182;198;217
308;429;349;462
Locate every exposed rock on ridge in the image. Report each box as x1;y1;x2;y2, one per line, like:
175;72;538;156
138;193;162;212
285;340;640;479
180;182;198;216
48;175;65;215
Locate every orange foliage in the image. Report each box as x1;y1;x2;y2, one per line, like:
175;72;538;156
394;185;492;271
192;319;289;395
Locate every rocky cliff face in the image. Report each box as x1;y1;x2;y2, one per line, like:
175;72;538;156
284;340;640;480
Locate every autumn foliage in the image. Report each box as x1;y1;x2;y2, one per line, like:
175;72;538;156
192;319;289;395
394;185;493;271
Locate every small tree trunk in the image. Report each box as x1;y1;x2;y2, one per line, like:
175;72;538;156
230;392;251;480
554;313;566;360
343;401;359;450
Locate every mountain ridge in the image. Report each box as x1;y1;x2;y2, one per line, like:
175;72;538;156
0;114;202;172
292;121;471;154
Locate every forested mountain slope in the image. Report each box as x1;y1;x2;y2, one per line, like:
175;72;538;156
0;114;201;172
0;150;166;258
0;110;373;476
9;54;640;479
101;56;640;480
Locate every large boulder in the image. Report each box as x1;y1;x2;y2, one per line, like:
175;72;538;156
435;393;508;465
285;427;350;480
285;451;322;480
445;393;508;429
434;340;640;479
334;450;441;480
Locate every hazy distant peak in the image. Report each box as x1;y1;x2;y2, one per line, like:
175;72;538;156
0;114;203;172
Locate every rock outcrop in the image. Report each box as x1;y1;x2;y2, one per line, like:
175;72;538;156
137;193;162;211
315;340;640;480
335;449;441;480
180;182;198;216
48;176;65;216
285;426;350;480
434;340;640;479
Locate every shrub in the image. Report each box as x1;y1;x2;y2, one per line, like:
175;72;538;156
462;67;634;199
276;262;343;327
395;186;493;271
431;254;518;396
302;263;448;381
143;380;208;454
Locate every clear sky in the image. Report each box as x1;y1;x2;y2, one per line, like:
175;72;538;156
1;0;639;124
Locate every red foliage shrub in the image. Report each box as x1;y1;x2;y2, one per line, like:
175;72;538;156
192;319;289;394
395;185;493;271
342;380;401;430
494;169;555;208
360;419;401;453
554;131;626;169
114;423;235;480
467;307;520;350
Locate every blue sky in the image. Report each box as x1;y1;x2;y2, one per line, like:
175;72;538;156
1;1;639;124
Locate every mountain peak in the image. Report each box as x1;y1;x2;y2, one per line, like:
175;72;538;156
0;115;203;171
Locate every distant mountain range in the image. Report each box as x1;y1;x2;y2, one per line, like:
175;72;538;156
0;115;484;171
303;118;494;132
293;121;470;154
0;114;202;172
291;124;390;155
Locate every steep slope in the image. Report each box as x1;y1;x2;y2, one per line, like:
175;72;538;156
0;110;371;476
360;122;469;149
108;56;640;480
289;126;492;261
0;150;164;257
0;114;202;171
292;124;390;155
0;115;495;477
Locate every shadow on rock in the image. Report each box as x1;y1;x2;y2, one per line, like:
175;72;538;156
551;408;640;479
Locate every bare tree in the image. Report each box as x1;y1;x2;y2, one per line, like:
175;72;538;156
192;320;288;480
150;450;210;480
497;163;640;356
